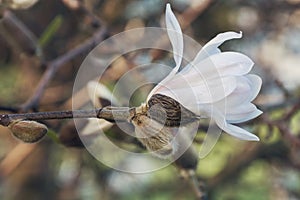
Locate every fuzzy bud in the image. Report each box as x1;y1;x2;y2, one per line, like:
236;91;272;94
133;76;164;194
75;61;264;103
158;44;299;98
8;120;48;143
130;94;198;158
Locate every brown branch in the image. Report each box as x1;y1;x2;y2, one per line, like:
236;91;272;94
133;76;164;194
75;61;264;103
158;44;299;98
0;106;18;113
0;4;108;112
20;28;107;111
282;99;300;121
0;10;41;56
261;97;300;112
274;79;291;98
61;0;105;28
0;107;131;127
178;0;213;29
180;169;207;200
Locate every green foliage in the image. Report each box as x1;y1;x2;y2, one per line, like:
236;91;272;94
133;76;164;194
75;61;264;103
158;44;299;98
291;111;300;135
0;65;19;104
212;161;270;200
46;128;60;143
257;124;280;144
197;136;242;178
38;15;63;48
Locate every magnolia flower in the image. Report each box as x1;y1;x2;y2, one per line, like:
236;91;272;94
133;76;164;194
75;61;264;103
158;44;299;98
143;4;262;143
82;3;263;160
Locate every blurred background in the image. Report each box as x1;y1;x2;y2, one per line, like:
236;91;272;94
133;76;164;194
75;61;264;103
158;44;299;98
0;0;300;199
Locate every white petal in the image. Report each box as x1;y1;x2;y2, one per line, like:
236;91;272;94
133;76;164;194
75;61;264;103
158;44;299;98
245;74;262;102
212;75;262;123
165;3;183;71
215;75;262;111
227;76;251;105
155;75;237;115
215;76;251;109
214;110;259;141
193;31;243;64
147;4;183;100
225;103;262;123
227;108;263;124
228;103;258;114
182;52;254;80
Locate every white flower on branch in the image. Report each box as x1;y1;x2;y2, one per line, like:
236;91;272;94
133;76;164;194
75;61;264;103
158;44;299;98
146;4;262;141
82;4;263;160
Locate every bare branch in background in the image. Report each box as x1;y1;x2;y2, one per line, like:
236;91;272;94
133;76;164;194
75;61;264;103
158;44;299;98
0;10;41;56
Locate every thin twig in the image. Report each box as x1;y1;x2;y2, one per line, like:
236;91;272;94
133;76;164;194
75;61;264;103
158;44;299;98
0;10;41;56
0;106;18;113
180;169;207;200
21;28;107;111
178;0;213;29
282;100;300;121
0;107;131;127
260;97;300;112
274;79;291;98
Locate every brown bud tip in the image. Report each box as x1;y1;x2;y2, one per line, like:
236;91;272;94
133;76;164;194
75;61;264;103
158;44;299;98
8;120;48;143
147;94;198;127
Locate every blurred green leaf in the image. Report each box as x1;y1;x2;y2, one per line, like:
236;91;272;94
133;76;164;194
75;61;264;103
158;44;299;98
291;111;300;135
38;15;63;48
46;128;60;143
213;161;270;200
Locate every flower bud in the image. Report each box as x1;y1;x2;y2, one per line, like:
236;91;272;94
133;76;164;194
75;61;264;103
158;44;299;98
130;94;199;158
8;120;48;143
147;94;198;127
132;113;176;158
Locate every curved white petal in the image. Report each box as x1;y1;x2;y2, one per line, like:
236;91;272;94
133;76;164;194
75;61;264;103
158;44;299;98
155;75;237;115
192;31;243;64
227;108;263;124
181;52;254;80
147;4;183;101
245;74;262;102
225;102;262;123
215;76;252;109
214;110;259;141
209;75;262;124
165;3;183;71
214;74;261;110
225;76;251;106
228;102;258;115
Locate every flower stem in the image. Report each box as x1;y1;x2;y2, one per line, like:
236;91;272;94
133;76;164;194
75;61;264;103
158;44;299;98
0;107;132;127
